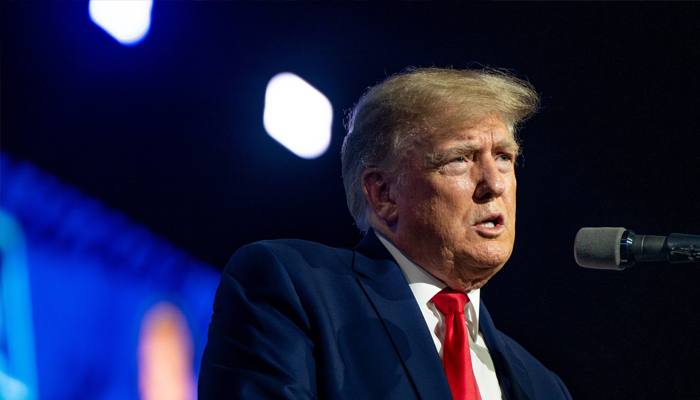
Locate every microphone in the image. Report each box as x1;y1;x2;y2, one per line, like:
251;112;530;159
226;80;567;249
574;227;700;270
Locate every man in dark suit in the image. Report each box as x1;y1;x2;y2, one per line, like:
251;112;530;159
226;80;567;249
199;68;572;399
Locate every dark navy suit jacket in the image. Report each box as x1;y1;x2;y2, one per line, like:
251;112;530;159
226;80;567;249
199;232;571;399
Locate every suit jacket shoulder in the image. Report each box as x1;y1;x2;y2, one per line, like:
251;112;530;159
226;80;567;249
199;237;451;399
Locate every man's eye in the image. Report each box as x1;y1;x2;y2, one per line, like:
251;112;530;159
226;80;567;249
452;156;466;163
497;154;512;162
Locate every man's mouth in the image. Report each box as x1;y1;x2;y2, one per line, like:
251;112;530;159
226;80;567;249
475;213;504;230
478;219;499;228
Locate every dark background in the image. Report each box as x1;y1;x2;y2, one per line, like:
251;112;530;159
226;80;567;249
3;2;700;399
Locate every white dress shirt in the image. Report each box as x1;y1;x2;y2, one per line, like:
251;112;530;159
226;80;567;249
375;232;505;400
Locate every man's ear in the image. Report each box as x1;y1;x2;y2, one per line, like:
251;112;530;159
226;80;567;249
361;168;398;223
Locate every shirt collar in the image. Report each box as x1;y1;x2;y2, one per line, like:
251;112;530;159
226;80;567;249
373;231;481;324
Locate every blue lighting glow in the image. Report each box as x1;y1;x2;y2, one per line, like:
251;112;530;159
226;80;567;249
263;72;333;159
88;0;153;46
0;211;38;400
0;153;220;399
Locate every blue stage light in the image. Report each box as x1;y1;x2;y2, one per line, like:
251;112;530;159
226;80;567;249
263;73;333;159
88;0;153;46
0;153;220;399
0;210;38;400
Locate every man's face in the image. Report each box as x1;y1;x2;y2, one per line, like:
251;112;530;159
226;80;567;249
390;113;518;291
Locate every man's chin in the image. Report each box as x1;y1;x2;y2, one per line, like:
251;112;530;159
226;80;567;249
468;242;513;269
462;252;511;271
472;261;506;278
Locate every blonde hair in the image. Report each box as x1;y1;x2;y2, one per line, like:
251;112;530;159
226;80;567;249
341;67;540;232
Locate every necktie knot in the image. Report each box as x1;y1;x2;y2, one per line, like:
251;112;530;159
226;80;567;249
432;288;469;316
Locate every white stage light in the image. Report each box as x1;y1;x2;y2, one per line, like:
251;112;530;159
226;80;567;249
89;0;153;46
263;73;333;159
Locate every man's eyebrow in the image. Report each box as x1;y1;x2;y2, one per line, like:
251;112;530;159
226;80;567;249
496;137;521;154
427;144;478;167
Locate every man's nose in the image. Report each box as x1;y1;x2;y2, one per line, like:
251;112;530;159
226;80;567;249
473;157;506;201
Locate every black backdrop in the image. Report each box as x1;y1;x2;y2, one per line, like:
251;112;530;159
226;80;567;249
3;2;700;399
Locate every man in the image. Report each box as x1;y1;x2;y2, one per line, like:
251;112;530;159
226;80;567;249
199;68;571;400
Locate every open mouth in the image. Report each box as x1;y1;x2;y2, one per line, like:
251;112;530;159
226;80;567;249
476;214;503;229
478;218;499;228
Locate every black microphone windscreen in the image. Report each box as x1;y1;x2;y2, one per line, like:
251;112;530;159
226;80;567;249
574;227;627;270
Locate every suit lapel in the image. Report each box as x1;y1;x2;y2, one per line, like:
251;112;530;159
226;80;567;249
352;232;452;400
479;302;533;400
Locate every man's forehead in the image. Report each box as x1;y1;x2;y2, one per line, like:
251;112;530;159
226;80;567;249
437;130;516;147
428;115;516;149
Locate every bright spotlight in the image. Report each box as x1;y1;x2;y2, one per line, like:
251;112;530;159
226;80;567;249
88;0;153;46
263;73;333;159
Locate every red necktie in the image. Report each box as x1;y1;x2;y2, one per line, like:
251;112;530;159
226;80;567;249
432;288;482;400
